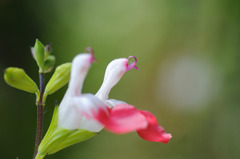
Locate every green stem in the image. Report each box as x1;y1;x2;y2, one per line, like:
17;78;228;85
33;73;45;159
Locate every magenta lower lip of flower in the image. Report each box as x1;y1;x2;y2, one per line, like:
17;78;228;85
93;105;148;134
137;110;172;143
92;104;172;143
127;56;139;71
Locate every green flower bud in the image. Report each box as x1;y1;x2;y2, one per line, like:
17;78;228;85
43;55;56;73
44;63;71;98
37;106;97;158
44;42;52;59
4;67;38;93
34;39;45;72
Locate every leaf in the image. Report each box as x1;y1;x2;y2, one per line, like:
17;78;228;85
4;67;39;93
44;63;71;96
49;129;97;154
34;39;45;72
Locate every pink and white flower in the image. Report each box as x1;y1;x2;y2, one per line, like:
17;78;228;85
58;53;172;143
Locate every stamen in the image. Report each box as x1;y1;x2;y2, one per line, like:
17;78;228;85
86;47;96;63
127;56;139;71
86;47;94;54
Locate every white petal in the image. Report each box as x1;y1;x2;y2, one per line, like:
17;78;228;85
73;94;108;117
58;99;83;130
78;117;104;132
58;53;95;130
73;94;108;131
58;94;107;131
96;58;128;101
68;53;94;96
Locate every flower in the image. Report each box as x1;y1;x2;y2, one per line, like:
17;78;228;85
58;53;171;143
93;56;172;143
37;51;172;159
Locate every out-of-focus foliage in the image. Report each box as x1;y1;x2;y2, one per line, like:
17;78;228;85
0;0;239;159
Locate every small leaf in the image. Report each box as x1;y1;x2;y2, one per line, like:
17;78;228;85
4;67;38;93
43;55;56;73
44;63;71;96
34;39;45;72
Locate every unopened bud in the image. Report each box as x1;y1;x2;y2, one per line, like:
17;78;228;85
43;55;56;73
44;42;52;59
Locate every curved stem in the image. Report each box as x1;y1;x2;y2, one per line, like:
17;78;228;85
33;73;45;159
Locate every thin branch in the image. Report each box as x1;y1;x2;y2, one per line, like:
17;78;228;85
33;73;45;159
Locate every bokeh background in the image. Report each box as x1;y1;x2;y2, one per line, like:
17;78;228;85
0;0;240;159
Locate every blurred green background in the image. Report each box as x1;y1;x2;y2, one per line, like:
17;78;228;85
0;0;240;159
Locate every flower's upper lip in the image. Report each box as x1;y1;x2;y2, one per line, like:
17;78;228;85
127;56;139;71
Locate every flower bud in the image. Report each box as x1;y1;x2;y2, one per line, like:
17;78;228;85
34;39;45;72
44;63;71;96
44;42;52;59
4;67;38;93
43;55;56;73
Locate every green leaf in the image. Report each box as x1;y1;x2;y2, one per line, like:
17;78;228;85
34;39;45;72
35;153;45;159
4;67;39;93
49;129;97;154
39;127;72;156
43;55;56;73
43;63;71;101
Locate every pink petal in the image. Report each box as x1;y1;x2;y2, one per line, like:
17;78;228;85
137;111;172;143
94;104;148;134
